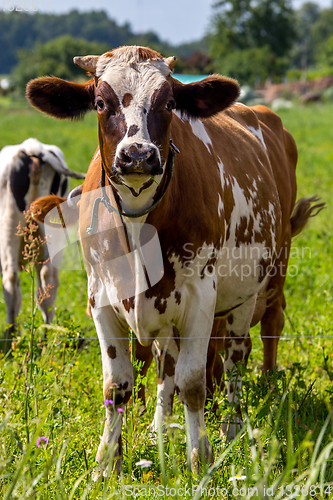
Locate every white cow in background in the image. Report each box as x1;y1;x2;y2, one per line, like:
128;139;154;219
0;138;85;348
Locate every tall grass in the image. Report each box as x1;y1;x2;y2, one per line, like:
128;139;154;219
0;100;333;498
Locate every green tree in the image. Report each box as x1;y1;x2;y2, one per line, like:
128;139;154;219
0;10;212;79
215;46;276;83
311;7;333;49
13;35;109;91
290;2;321;70
208;0;296;84
316;35;333;71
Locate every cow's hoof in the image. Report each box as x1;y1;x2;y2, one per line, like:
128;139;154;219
92;459;122;482
94;439;123;481
92;467;103;483
190;442;214;473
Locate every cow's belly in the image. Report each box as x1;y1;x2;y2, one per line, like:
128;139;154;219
180;241;271;315
214;242;271;312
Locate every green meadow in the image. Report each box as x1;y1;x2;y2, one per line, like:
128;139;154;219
0;99;332;499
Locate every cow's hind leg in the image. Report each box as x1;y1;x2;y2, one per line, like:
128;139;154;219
221;296;256;440
91;305;133;480
261;234;291;374
134;340;153;406
261;293;286;373
207;319;226;398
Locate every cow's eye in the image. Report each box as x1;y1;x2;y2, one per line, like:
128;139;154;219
166;100;175;111
96;99;105;111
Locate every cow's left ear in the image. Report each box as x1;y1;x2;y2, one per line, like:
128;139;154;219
26;77;95;120
169;75;240;118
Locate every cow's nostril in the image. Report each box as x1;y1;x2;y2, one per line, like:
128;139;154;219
146;149;157;165
120;152;132;164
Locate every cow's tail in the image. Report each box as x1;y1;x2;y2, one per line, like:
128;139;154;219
31;194;79;227
290;195;325;237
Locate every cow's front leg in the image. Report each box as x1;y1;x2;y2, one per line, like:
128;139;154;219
91;305;133;480
175;287;216;472
221;296;256;440
150;328;179;435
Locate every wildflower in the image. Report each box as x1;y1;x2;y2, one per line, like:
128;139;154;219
36;436;49;448
135;459;153;468
229;475;247;481
143;470;154;481
36;284;53;307
117;408;124;413
104;399;113;407
16;210;46;271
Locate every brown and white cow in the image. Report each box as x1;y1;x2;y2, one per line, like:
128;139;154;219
26;46;321;476
0;138;85;350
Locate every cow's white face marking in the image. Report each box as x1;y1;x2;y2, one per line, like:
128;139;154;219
97;49;171;162
95;48;174;210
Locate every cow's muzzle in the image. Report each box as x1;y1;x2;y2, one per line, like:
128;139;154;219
115;143;163;176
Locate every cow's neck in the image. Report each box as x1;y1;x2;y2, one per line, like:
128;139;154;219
110;179;159;220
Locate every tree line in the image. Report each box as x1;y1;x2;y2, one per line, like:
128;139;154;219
1;2;333;91
0;10;206;80
209;0;333;85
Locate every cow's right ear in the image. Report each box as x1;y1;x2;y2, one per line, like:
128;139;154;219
26;77;95;120
169;75;240;118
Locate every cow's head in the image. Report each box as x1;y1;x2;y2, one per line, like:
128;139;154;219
26;46;240;201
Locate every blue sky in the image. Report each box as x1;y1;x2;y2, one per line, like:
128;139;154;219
49;0;333;45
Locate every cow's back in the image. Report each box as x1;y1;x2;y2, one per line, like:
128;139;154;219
251;104;298;230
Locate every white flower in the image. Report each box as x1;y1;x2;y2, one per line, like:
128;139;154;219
252;428;260;438
135;459;153;468
229;475;247;481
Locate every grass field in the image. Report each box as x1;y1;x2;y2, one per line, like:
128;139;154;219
0;98;333;499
